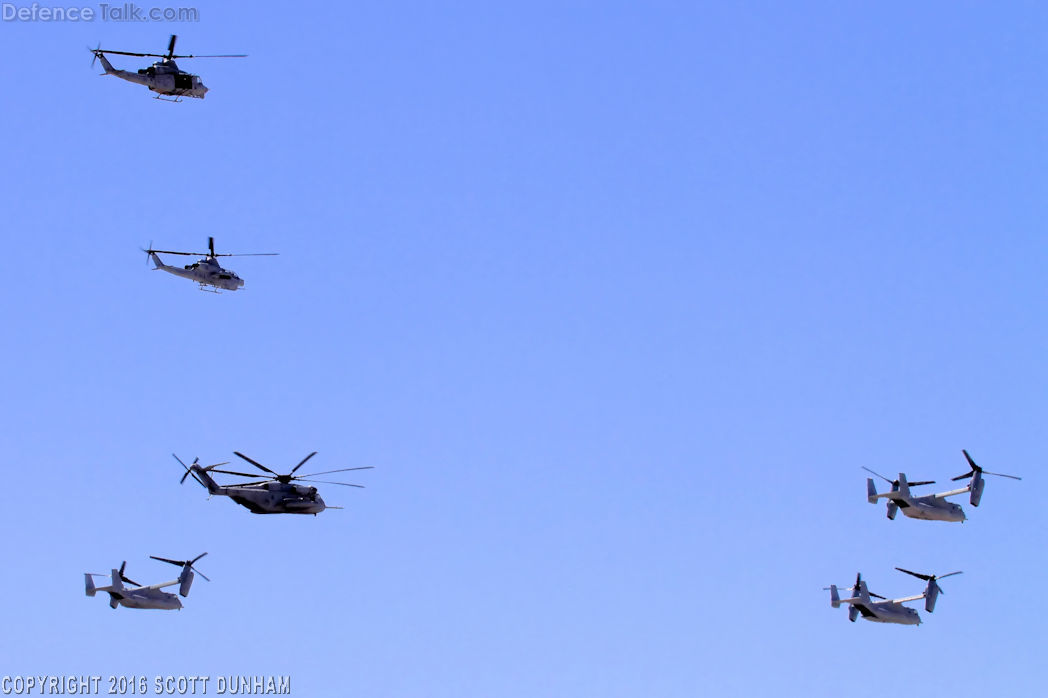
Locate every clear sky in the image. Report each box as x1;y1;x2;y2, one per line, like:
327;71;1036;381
0;1;1045;696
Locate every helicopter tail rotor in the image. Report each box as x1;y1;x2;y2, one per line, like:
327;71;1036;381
173;454;225;495
88;44;115;74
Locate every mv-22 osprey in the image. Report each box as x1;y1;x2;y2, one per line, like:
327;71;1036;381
91;35;245;101
84;554;209;610
864;450;1021;522
828;568;962;625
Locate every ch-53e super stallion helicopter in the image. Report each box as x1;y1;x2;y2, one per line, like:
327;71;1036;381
84;554;209;610
864;450;1021;522
175;453;372;515
827;568;962;625
90;35;245;101
145;237;277;292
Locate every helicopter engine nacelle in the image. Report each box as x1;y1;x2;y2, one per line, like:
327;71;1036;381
179;568;195;597
925;582;939;612
970;472;985;507
886;501;898;520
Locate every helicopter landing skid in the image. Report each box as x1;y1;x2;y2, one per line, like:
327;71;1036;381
197;284;222;294
154;94;183;103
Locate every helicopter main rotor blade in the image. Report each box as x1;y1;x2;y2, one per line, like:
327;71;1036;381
297;466;374;478
907;480;935;487
209;252;279;257
116;561;140;586
953;450;1022;480
209;468;266;478
170;53;248;59
95;49;168;58
189;553;210;581
296;478;365;488
895;567;932;581
937;571;963;580
860;466;893;484
146;249;210;256
290;451;318;475
233;451;278;476
166;34;177;59
983;470;1022;480
150;556;183;567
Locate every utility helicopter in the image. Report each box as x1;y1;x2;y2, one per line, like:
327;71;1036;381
90;35;245;101
145;237;277;292
175;452;372;515
84;553;209;610
864;450;1020;522
827;568;962;625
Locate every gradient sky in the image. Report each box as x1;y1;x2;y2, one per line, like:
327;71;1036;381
1;2;1045;696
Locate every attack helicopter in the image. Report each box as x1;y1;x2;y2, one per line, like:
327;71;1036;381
175;452;372;515
864;450;1020;522
145;237;277;292
827;568;962;625
90;35;245;101
84;554;209;610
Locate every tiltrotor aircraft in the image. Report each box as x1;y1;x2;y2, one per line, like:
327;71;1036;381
175;452;372;515
145;237;277;292
84;554;209;610
90;35;245;101
864;450;1020;522
827;568;962;625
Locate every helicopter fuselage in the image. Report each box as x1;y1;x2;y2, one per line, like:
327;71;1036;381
85;570;184;610
111;588;183;610
95;54;208;99
149;252;244;291
188;467;328;514
852;600;922;625
896;495;966;522
225;482;328;515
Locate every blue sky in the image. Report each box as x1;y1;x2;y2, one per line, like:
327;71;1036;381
1;2;1045;695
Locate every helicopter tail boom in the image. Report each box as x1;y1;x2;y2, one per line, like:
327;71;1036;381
188;465;222;495
94;51;115;74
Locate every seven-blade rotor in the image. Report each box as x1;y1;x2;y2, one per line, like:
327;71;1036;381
221;451;373;488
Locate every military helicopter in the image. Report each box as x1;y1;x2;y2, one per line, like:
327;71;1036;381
90;35;245;101
827;568;962;625
145;237;277;292
864;450;1020;522
84;554;209;610
175;452;372;515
